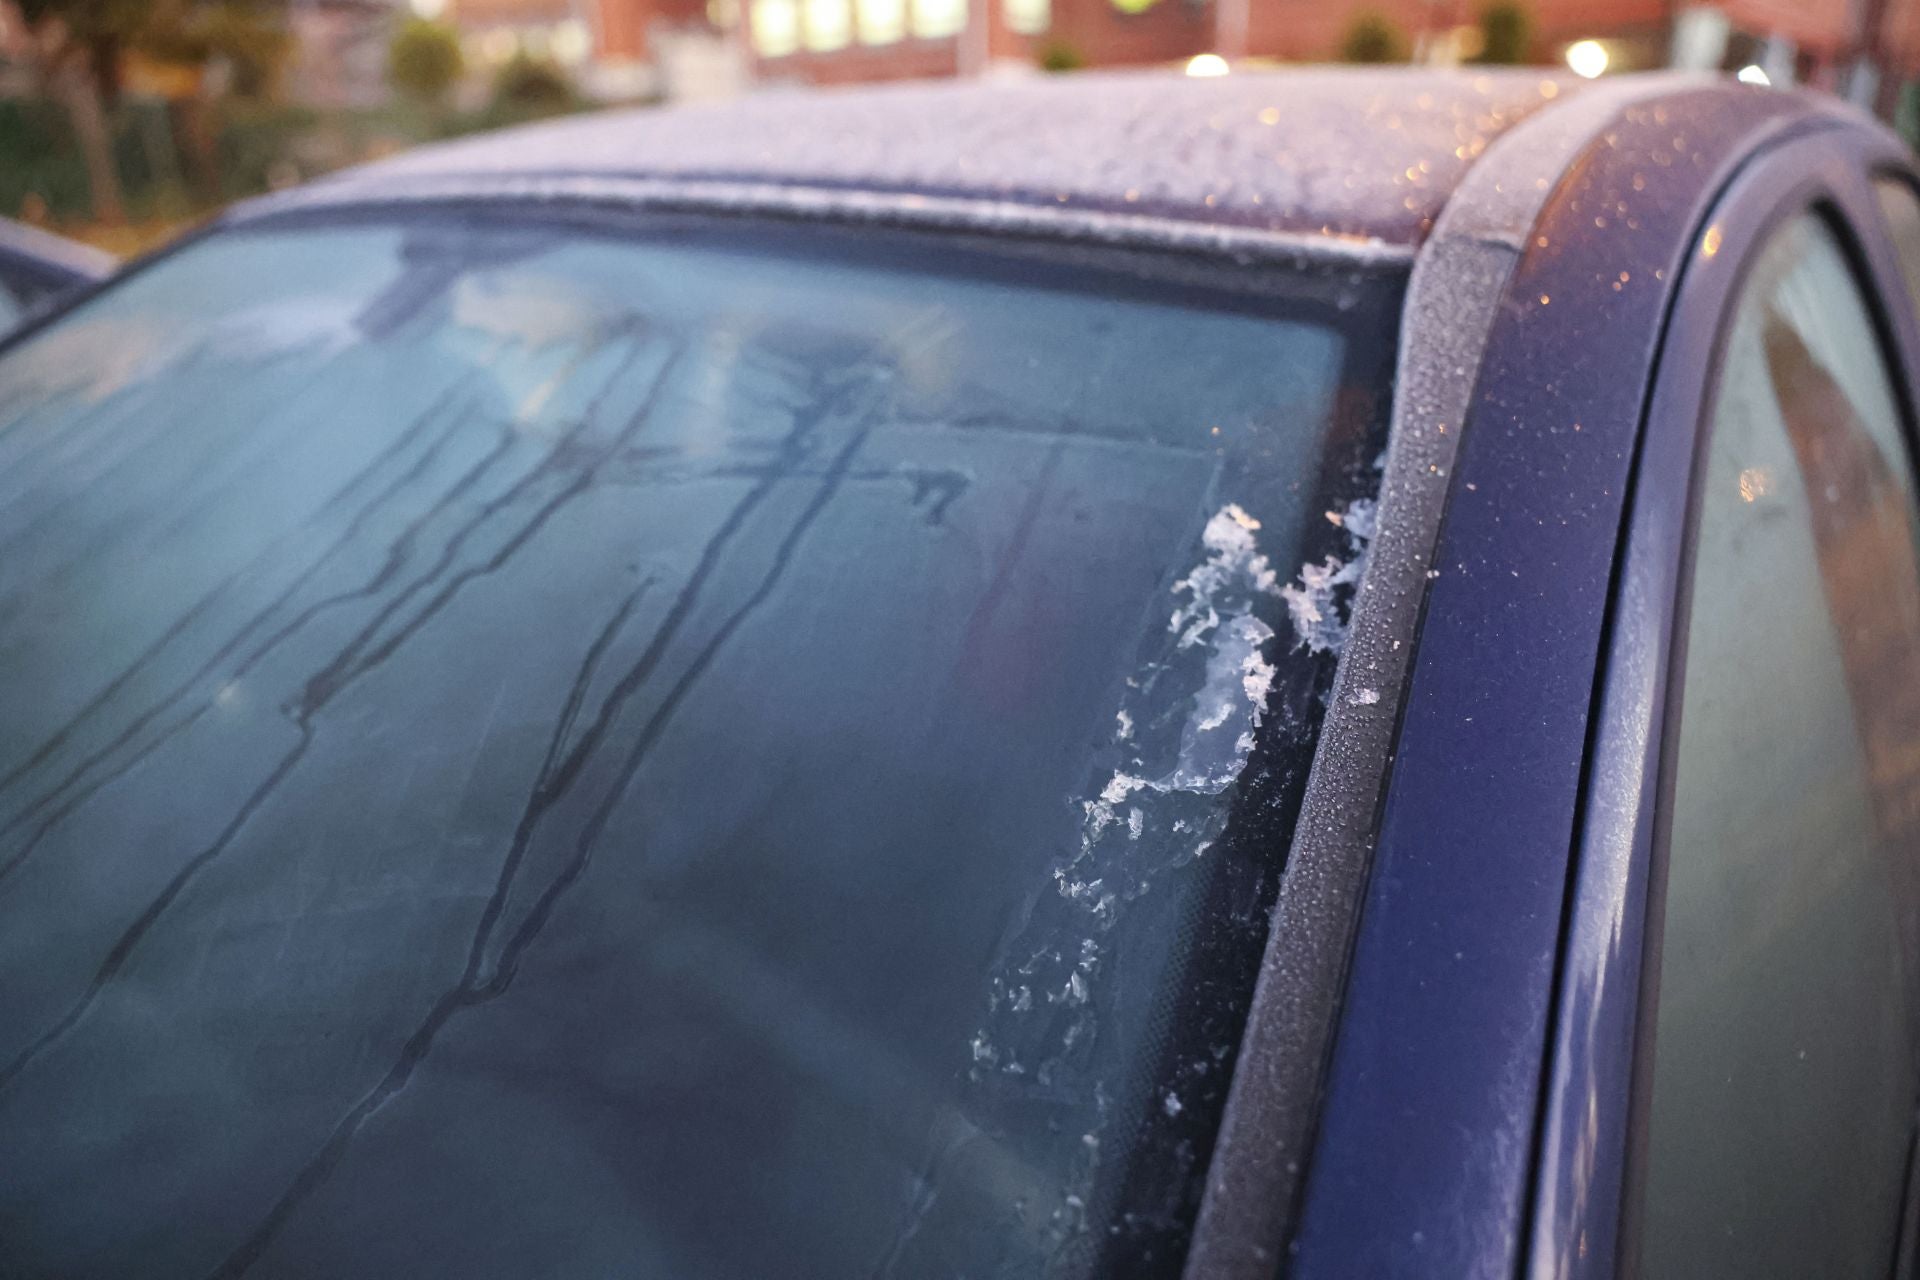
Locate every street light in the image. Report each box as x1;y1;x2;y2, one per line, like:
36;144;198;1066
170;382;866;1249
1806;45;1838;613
1565;39;1609;79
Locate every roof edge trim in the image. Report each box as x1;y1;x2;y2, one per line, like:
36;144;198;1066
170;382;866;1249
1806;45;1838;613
222;172;1418;268
1180;70;1770;1280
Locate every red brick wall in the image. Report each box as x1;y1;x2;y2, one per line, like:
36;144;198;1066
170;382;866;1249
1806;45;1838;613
733;0;1920;89
599;0;647;57
1242;0;1670;63
1247;0;1398;61
1040;0;1213;67
1514;0;1669;45
451;0;579;23
749;0;1206;81
1720;0;1858;55
599;0;722;61
1884;0;1920;71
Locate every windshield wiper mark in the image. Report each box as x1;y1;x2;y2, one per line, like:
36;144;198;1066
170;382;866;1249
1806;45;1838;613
209;372;881;1278
0;386;473;815
292;340;652;714
0;345;672;1089
0;729;313;1094
0;339;659;888
0;356;353;601
0;396;481;889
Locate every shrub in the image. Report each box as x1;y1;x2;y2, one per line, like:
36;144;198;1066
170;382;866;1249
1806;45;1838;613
1038;40;1085;72
387;18;463;104
488;53;577;120
1474;2;1531;65
1338;11;1408;64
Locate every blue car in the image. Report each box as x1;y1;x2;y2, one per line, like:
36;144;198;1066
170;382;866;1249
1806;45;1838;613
0;68;1915;1279
0;218;113;333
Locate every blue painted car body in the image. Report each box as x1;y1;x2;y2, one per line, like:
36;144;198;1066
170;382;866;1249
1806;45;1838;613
1296;87;1920;1279
0;217;113;329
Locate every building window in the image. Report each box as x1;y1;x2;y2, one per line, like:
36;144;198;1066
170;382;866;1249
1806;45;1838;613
911;0;965;39
549;19;593;65
752;0;800;55
856;0;905;43
804;0;852;49
1003;0;1047;33
1636;210;1920;1280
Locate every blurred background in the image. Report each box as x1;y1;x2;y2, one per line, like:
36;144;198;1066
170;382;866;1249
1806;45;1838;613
1;0;1914;254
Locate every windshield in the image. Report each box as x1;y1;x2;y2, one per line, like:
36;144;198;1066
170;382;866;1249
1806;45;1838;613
0;210;1397;1278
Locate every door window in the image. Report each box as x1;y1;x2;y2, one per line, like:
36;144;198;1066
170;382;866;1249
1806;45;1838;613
1642;211;1920;1277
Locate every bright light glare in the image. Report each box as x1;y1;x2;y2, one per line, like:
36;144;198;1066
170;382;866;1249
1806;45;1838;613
411;0;447;16
1565;39;1608;79
1185;53;1230;78
550;19;592;65
1736;64;1771;86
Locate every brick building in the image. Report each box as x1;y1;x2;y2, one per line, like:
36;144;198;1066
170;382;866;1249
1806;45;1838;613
585;0;1920;96
441;0;600;68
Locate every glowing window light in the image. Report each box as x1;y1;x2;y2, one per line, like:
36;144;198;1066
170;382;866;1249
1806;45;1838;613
911;0;965;40
804;0;851;49
1004;0;1049;35
751;0;800;56
857;0;905;43
550;19;592;65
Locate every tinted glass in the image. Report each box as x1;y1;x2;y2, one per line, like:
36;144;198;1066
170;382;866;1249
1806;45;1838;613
0;212;1395;1278
1641;213;1920;1276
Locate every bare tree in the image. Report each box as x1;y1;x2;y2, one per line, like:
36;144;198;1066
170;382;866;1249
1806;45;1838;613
14;0;147;224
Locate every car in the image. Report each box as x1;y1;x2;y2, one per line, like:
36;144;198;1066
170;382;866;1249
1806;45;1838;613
0;67;1915;1279
0;217;113;332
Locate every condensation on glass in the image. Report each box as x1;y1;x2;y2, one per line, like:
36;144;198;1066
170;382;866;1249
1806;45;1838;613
0;212;1394;1278
1640;212;1920;1277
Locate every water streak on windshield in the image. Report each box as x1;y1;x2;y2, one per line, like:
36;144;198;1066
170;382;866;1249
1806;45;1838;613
0;213;1395;1278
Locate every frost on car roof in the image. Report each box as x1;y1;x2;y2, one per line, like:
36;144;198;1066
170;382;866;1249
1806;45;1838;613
0;218;115;281
255;69;1586;252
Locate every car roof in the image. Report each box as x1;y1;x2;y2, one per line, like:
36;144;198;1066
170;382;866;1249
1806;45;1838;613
243;68;1614;260
0;217;115;285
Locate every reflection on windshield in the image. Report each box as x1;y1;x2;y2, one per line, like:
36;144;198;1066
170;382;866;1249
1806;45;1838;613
0;214;1395;1278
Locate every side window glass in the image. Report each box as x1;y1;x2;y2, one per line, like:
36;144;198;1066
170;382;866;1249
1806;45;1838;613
1642;213;1920;1277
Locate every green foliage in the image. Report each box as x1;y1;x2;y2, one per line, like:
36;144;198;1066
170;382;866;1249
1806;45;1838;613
0;97;93;218
0;96;212;220
1338;11;1407;64
13;0;153;47
486;54;577;122
1037;40;1085;72
0;29;611;231
18;0;288;89
387;17;464;104
1473;1;1530;65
